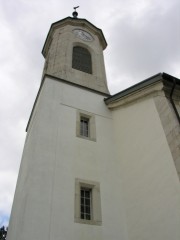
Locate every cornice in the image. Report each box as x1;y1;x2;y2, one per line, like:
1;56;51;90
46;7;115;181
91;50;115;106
106;81;164;109
42;17;107;57
105;73;180;109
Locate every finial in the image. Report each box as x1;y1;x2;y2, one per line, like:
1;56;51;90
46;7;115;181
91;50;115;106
72;6;79;18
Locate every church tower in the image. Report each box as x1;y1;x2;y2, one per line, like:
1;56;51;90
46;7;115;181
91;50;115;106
7;8;180;240
42;10;109;94
7;10;127;240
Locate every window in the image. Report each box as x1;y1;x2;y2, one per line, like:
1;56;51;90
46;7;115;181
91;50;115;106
75;179;102;225
80;117;89;137
80;187;92;220
72;46;92;74
76;110;96;141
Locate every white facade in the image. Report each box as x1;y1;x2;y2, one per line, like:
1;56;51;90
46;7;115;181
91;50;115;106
7;77;128;240
112;96;180;240
7;16;180;240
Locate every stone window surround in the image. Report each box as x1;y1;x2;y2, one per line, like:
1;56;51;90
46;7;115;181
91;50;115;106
76;110;96;141
74;178;102;226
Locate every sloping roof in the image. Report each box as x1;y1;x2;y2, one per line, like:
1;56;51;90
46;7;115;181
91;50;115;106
105;72;180;105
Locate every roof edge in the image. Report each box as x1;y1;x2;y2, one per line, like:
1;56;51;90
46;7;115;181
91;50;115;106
42;17;107;57
105;73;162;104
105;72;180;105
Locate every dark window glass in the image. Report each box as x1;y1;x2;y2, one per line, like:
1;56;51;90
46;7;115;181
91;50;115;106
80;188;92;220
80;117;89;137
72;46;92;74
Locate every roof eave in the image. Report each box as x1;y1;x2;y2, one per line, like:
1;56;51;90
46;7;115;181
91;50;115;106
105;73;163;105
42;17;107;57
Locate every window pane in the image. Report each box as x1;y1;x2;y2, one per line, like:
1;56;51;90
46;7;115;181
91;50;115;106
86;214;91;220
86;206;90;214
72;46;92;74
85;198;90;205
81;206;84;213
81;190;84;197
85;190;90;198
80;117;89;137
80;187;91;220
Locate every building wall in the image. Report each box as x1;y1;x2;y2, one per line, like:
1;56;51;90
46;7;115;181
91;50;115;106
175;100;180;116
7;77;128;240
154;95;180;179
7;75;180;240
111;95;180;240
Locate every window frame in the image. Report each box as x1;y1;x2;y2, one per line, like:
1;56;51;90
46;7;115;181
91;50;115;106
80;116;89;138
80;187;92;220
74;178;102;226
76;110;96;141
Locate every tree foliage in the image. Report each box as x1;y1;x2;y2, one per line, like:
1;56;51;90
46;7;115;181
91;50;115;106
0;226;8;240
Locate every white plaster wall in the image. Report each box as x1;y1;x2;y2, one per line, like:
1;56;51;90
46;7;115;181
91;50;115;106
112;96;180;240
7;77;128;240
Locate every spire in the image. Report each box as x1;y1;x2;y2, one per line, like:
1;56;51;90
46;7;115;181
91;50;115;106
72;6;79;18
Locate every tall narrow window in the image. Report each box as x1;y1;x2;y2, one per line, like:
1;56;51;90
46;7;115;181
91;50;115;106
72;46;92;74
80;117;89;137
80;187;92;220
76;110;96;141
75;179;102;225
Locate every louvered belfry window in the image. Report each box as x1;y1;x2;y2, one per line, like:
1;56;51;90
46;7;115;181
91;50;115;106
72;46;92;74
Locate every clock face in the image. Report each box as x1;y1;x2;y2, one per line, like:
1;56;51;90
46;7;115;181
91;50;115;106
73;29;93;42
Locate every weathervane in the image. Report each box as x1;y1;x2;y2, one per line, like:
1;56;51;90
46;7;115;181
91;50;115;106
72;6;79;18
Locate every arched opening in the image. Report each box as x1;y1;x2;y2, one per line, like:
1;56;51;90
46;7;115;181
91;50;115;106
72;46;92;74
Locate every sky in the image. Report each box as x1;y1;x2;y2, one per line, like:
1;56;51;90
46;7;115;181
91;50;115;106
0;0;180;227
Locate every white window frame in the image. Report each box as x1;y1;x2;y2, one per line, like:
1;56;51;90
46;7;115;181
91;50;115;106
74;178;102;225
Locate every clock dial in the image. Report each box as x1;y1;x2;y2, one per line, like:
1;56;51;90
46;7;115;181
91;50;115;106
73;29;93;42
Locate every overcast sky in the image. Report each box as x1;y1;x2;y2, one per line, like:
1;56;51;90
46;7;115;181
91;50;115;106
0;0;180;227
